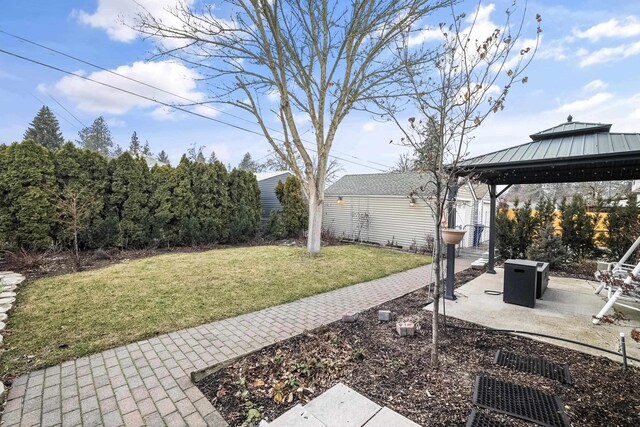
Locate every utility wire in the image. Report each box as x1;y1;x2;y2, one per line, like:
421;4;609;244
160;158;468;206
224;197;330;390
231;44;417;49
1;29;393;170
28;92;82;132
0;47;387;172
47;93;87;128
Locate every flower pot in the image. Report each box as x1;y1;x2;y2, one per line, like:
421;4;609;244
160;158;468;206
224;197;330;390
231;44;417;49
441;229;466;245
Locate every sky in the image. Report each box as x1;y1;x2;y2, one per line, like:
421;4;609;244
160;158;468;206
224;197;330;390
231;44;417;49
1;0;640;174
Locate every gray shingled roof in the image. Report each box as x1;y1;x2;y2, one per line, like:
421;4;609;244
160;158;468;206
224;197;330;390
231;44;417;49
325;172;433;196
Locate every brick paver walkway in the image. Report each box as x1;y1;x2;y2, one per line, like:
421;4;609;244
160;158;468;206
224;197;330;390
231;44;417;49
2;258;472;427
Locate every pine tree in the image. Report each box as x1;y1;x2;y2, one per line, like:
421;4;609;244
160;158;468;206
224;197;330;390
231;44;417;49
24;106;65;150
129;131;141;156
142;141;152;157
208;150;218;164
186;143;205;163
157;150;170;165
77;116;113;157
238;152;260;172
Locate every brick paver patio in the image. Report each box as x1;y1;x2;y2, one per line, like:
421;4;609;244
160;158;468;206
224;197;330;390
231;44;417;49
1;258;472;427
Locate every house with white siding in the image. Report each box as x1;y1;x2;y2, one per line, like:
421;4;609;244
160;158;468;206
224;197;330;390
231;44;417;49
323;172;491;250
255;171;294;222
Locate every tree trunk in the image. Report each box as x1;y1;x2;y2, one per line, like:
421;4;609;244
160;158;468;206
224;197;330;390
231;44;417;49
431;225;441;367
306;186;324;254
73;229;80;270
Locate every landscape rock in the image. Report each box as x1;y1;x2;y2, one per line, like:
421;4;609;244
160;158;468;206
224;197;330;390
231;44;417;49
396;321;416;337
0;297;15;305
342;313;359;323
0;292;16;299
0;322;5;332
378;310;392;322
0;313;6;322
0;305;12;314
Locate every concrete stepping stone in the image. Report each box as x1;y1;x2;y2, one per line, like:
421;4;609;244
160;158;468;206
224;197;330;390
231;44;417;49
363;407;421;427
303;383;381;427
267;404;326;427
0;276;25;286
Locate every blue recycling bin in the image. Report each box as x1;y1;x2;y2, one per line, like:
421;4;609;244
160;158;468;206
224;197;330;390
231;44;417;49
473;224;485;246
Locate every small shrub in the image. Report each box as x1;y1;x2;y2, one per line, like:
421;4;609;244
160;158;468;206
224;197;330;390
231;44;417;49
526;222;567;268
266;211;287;240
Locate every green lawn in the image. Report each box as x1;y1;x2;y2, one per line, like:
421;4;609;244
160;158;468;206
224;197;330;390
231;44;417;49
1;245;430;377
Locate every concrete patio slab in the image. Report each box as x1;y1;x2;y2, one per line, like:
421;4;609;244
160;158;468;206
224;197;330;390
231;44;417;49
363;407;421;427
425;268;640;363
303;383;380;427
266;404;326;427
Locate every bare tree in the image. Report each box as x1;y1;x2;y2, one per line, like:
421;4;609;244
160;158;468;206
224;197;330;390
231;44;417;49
136;0;453;254
57;187;95;269
379;1;541;365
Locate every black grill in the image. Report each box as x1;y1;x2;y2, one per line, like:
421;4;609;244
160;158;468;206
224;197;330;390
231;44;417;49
472;376;570;427
466;410;514;427
494;349;573;385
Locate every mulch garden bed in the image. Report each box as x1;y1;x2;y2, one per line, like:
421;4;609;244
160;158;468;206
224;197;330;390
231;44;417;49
197;268;640;426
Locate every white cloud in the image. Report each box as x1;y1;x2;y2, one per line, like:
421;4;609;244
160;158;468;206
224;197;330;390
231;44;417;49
106;117;126;128
267;90;280;102
362;121;378;132
552;92;614;114
574;16;640;41
74;0;195;43
407;28;443;47
583;80;608;92
579;40;640;67
42;60;206;118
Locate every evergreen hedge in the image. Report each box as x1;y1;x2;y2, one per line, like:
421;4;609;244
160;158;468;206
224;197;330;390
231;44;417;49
0;140;262;251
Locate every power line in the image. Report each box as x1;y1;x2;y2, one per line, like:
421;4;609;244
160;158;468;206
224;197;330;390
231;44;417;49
0;29;393;171
0;47;387;172
47;93;87;128
27;92;82;132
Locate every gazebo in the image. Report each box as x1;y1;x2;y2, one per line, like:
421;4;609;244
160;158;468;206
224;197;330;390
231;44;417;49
456;116;640;274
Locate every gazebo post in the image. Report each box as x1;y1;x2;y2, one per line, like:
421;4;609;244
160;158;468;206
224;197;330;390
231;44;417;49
487;183;497;274
444;183;459;300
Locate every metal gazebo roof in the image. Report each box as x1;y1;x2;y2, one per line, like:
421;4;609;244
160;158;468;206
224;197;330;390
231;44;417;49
457;117;640;185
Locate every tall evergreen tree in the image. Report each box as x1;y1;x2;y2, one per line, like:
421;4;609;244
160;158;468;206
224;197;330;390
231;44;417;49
149;164;179;245
173;156;198;244
142;141;152;157
53;142;109;249
129;131;141;156
237;152;262;172
0;140;57;249
24;106;65;150
157;150;170;165
108;153;152;247
208;150;218;164
228;169;261;241
186;143;205;163
77;116;113;157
